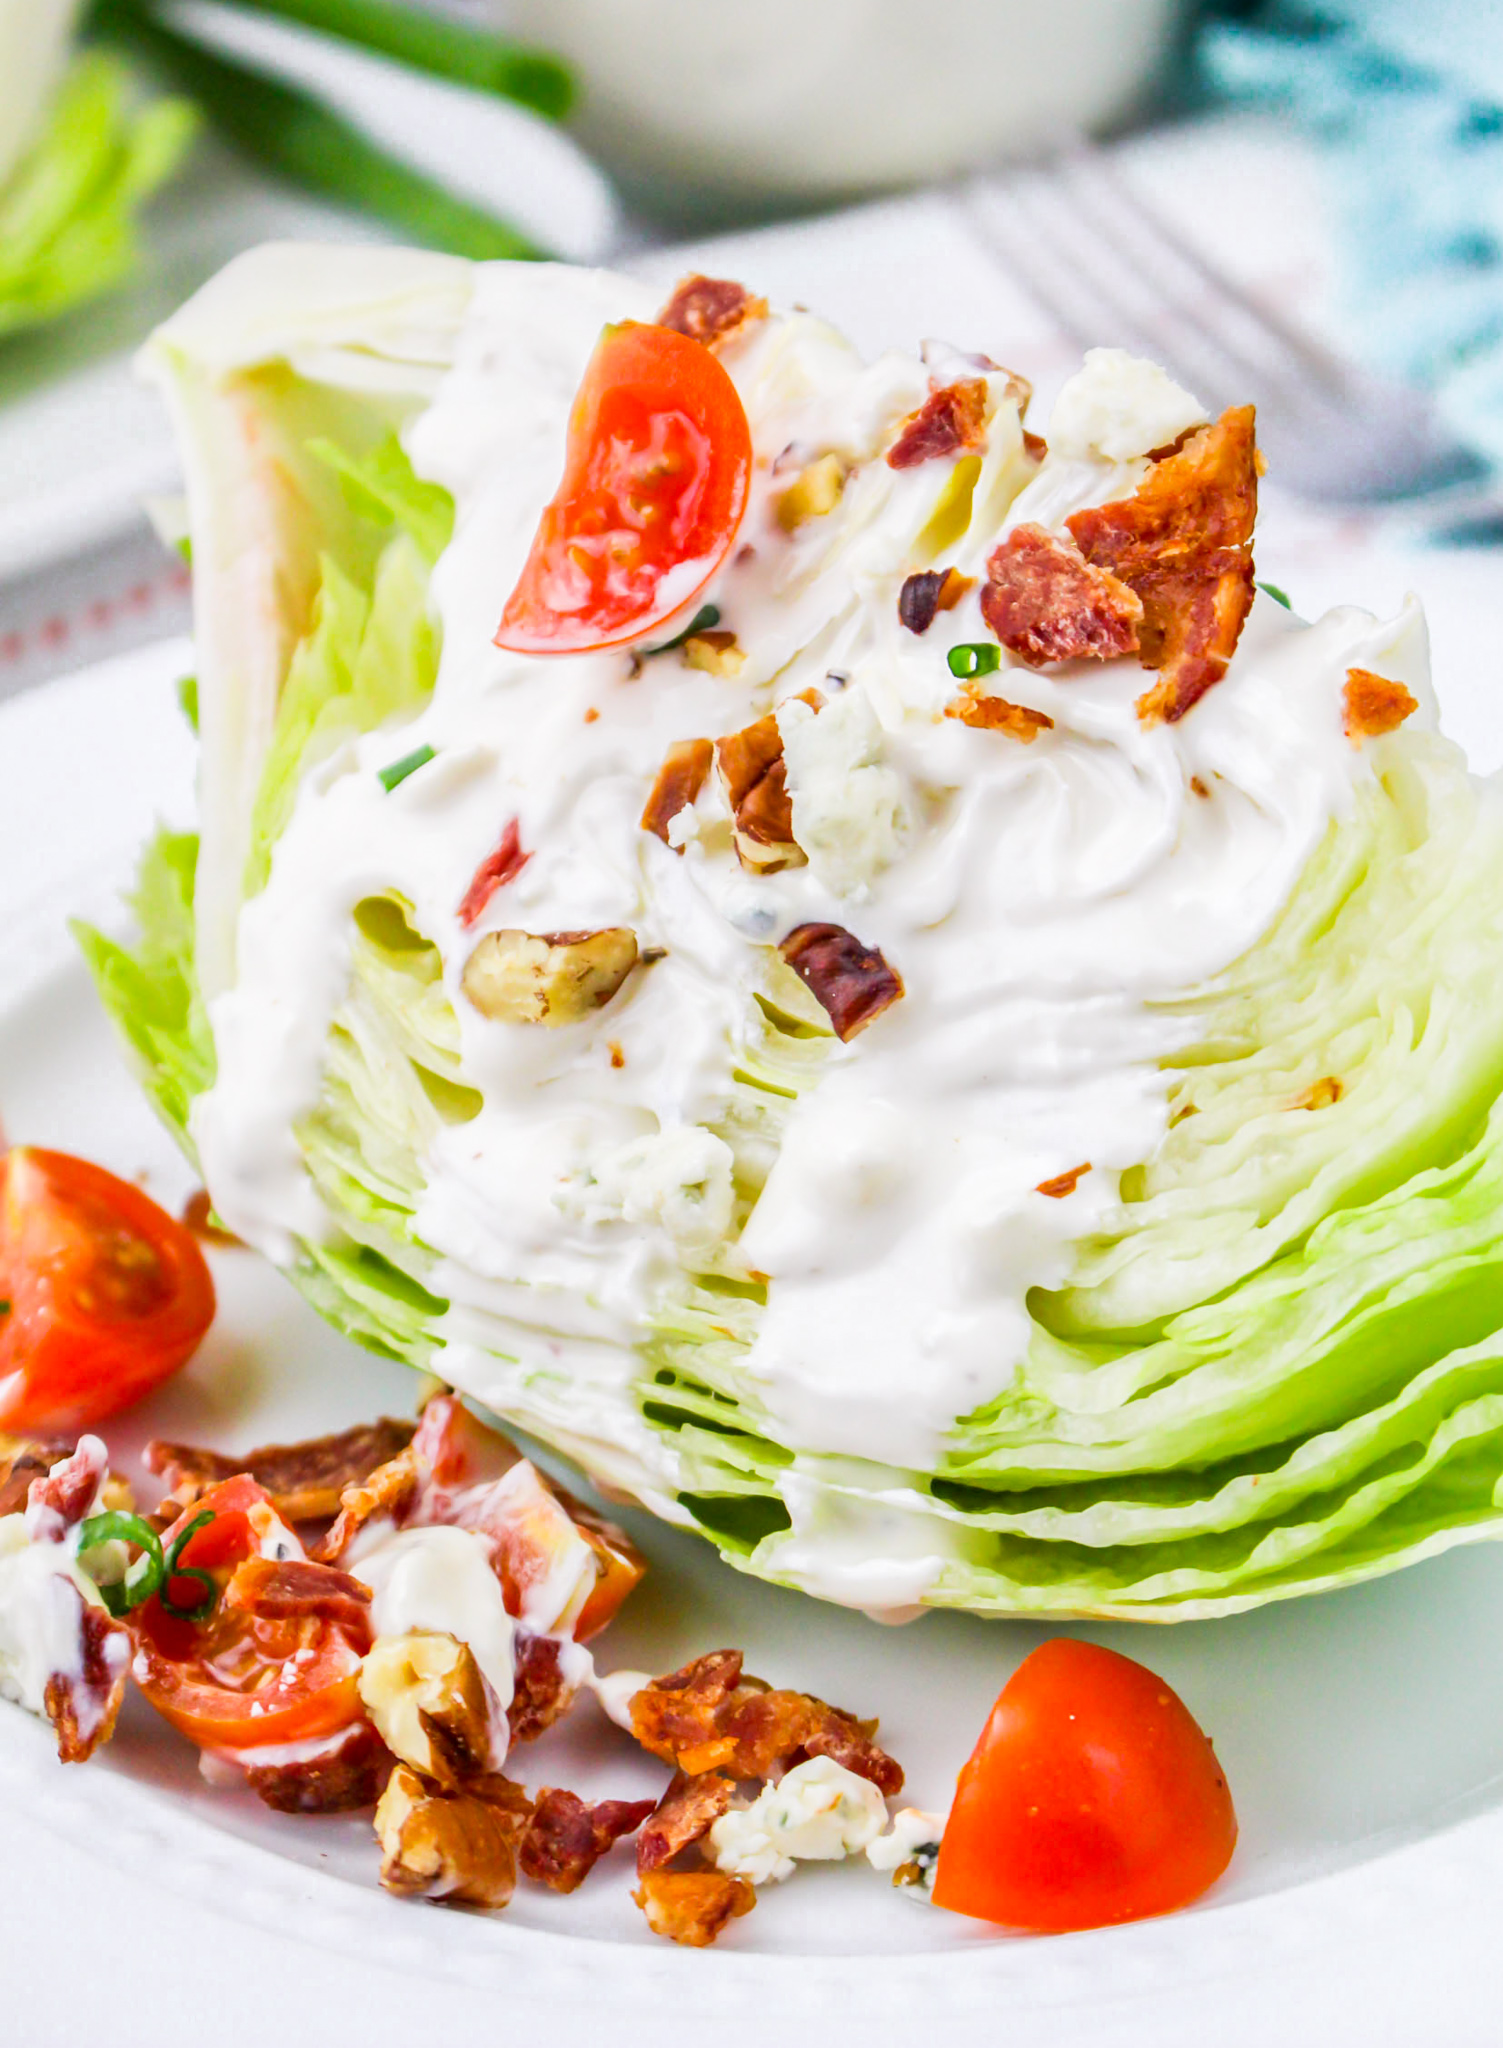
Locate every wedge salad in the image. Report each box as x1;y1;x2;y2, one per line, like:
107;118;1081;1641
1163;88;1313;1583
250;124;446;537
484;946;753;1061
79;244;1503;1628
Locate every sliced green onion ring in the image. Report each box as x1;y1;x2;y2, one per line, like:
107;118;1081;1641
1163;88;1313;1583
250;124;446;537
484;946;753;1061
948;642;1002;679
75;1511;165;1619
160;1509;219;1622
378;743;437;793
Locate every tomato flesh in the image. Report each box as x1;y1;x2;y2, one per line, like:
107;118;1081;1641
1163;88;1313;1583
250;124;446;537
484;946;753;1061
134;1479;367;1754
495;320;751;654
0;1148;215;1433
932;1638;1237;1933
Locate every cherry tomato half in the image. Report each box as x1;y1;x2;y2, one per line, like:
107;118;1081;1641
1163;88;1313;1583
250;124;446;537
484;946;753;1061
0;1148;215;1434
932;1639;1237;1933
494;320;752;655
133;1480;368;1753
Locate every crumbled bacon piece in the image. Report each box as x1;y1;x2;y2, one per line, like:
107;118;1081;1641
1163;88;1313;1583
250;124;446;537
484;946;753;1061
888;379;988;470
657;274;768;348
147;1417;417;1527
898;566;973;635
1295;1076;1343;1110
245;1721;393;1815
508;1631;577;1745
458;819;530;928
45;1599;129;1764
980;524;1143;667
521;1787;655;1893
636;1770;737;1874
634;1868;755;1947
1066;405;1259;725
629;1648;903;1795
1036;1162;1090;1198
1343;667;1418;742
180;1187;242;1247
0;1437;76;1518
945;688;1053;742
641;738;713;847
716;715;803;871
778;924;904;1042
315;1444;424;1563
224;1556;374;1639
26;1436;108;1534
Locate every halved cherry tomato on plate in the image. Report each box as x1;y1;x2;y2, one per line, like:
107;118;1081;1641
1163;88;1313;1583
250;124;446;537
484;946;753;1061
932;1638;1237;1933
0;1148;215;1433
495;319;752;655
133;1479;368;1753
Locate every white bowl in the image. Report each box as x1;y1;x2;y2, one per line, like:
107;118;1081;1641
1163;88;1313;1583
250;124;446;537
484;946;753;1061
497;0;1183;220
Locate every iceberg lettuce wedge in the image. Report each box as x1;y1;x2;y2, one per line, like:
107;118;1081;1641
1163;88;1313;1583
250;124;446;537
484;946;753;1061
82;246;1503;1620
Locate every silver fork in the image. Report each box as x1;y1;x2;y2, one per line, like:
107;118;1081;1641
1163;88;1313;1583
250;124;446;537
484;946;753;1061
956;142;1492;515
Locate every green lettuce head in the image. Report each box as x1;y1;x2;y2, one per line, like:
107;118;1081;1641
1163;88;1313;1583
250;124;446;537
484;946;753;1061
84;246;1503;1621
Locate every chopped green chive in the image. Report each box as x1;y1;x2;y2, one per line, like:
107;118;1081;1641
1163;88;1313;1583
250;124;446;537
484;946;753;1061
160;1509;219;1621
177;672;199;735
948;642;1002;679
638;604;722;660
1259;581;1292;610
75;1511;166;1619
378;744;436;793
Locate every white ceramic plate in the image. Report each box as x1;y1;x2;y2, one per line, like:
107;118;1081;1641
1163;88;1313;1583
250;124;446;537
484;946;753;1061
9;640;1503;2047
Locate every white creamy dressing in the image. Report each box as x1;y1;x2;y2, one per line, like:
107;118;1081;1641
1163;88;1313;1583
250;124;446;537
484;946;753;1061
349;1524;517;1715
190;265;1437;1605
0;1517;103;1725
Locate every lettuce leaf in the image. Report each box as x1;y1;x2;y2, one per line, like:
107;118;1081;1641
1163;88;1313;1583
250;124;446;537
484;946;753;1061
0;53;194;339
71;826;213;1153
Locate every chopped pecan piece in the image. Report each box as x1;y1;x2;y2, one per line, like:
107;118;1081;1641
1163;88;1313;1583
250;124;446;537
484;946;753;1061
146;1416;417;1526
508;1631;577;1745
1036;1162;1090;1198
716;715;804;872
898;566;974;635
634;1868;755;1947
637;1770;738;1874
776;454;845;531
887;378;988;470
224;1556;374;1638
1343;667;1418;742
945;688;1053;742
778;923;904;1041
462;927;639;1025
376;1762;525;1908
1067;405;1259;725
244;1721;393;1814
45;1599;129;1764
630;1649;747;1763
458;819;530;928
359;1631;495;1785
683;628;746;676
980;524;1143;667
641;738;714;846
657;274;768;348
521;1787;656;1893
